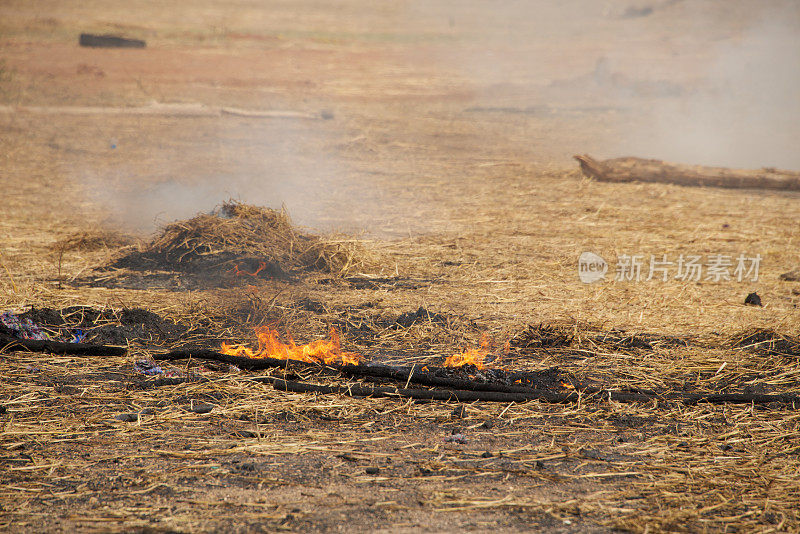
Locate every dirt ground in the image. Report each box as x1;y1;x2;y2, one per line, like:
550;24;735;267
2;1;800;532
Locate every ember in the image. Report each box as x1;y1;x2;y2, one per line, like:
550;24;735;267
228;261;268;278
221;326;362;365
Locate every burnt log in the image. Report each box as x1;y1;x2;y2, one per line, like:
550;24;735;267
338;363;575;393
79;33;146;48
156;349;573;393
268;378;800;407
575;154;800;191
0;334;126;356
155;348;800;406
156;348;304;371
267;378;578;403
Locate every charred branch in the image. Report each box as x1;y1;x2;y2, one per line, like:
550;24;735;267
155;348;800;406
155;349;569;392
156;348;305;370
260;378;800;407
0;334;126;356
266;378;577;403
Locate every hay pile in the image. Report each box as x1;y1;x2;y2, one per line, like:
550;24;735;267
108;201;371;281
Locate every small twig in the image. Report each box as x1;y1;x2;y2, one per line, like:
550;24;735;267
56;246;64;290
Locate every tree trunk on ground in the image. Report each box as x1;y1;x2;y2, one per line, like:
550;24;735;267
574;154;800;191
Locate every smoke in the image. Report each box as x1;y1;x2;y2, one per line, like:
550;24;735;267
617;8;800;169
78;117;367;234
409;0;800;170
90;179;224;233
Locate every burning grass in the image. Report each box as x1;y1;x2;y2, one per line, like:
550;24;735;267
443;333;508;370
220;325;363;365
2;302;800;532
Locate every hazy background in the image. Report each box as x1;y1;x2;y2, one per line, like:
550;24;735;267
412;0;800;169
10;0;792;232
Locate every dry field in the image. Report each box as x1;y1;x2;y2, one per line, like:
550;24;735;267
1;1;799;532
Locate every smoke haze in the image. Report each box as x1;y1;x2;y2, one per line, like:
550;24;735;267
73;0;800;234
618;8;800;169
77;117;365;234
413;0;800;169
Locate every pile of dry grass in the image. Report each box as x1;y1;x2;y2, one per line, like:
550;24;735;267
110;201;374;277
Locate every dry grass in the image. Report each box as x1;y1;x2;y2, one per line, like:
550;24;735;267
2;335;800;532
148;201;297;262
50;230;137;252
2;126;800;532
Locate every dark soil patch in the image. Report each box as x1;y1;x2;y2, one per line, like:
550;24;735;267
780;268;800;281
511;324;575;350
393;306;450;328
733;328;800;357
17;306;195;346
316;276;437;290
511;324;692;353
588;330;690;350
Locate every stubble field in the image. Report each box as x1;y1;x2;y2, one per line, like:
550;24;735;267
1;1;799;532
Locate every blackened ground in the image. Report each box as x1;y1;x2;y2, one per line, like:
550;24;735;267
18;306;193;346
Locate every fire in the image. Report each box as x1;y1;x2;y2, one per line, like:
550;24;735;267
220;326;362;366
444;347;488;369
444;333;494;370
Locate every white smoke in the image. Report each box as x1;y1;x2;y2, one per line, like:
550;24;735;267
76;116;368;234
618;7;800;169
409;0;800;170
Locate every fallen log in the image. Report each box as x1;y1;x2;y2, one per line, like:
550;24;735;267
575;154;800;191
267;378;578;403
79;33;146;48
155;349;573;394
0;334;126;356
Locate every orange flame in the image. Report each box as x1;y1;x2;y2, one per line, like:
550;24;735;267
444;333;494;370
228;261;268;278
220;326;361;366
